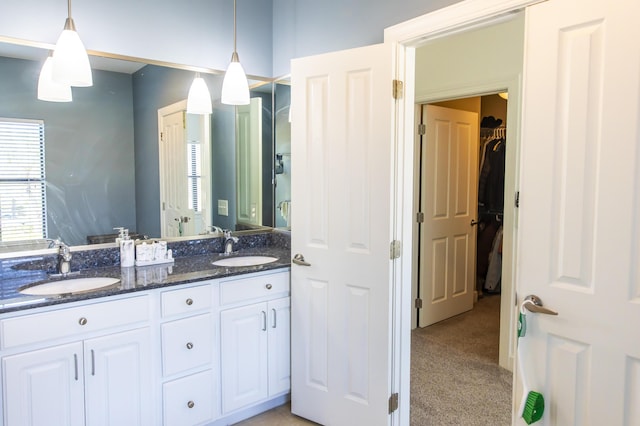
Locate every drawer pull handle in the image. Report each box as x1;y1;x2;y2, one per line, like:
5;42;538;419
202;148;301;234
74;354;79;381
187;401;195;409
265;283;272;290
262;311;267;331
186;298;193;306
272;308;277;328
79;317;88;326
186;342;194;350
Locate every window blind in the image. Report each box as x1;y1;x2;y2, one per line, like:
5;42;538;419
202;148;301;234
187;142;202;212
0;118;47;242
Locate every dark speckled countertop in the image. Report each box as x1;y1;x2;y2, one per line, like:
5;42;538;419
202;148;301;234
0;231;291;314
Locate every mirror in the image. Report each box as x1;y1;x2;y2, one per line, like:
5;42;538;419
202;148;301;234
0;40;280;251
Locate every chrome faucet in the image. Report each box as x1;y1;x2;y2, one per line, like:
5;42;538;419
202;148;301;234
55;239;72;276
223;230;239;255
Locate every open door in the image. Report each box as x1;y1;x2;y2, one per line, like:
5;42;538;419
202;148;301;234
290;43;398;425
418;104;478;327
515;0;640;423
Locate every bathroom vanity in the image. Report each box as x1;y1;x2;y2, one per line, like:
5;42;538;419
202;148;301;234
0;233;291;426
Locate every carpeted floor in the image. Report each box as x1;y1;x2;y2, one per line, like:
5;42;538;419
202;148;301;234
410;294;513;425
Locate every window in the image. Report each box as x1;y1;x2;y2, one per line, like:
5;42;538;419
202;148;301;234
187;141;202;212
0;118;47;242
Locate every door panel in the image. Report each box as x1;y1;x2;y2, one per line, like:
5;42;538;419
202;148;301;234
291;43;395;425
419;105;478;327
517;0;640;424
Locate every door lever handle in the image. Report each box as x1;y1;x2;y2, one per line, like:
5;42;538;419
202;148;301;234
523;295;558;315
470;219;479;226
292;253;311;266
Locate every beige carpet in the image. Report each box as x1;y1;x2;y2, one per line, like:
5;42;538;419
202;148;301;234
410;294;513;425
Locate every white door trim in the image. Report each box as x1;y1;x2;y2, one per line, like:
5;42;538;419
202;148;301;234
383;0;546;423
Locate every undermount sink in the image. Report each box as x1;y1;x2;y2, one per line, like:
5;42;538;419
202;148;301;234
212;256;278;267
19;277;121;296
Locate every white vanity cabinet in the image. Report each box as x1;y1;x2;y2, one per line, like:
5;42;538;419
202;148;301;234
219;271;290;414
0;296;153;426
159;282;218;426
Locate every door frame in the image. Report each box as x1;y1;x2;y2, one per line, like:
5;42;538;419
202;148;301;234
383;0;546;423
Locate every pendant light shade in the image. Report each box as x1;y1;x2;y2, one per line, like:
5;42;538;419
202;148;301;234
187;73;213;115
51;0;92;87
38;54;72;102
221;0;250;105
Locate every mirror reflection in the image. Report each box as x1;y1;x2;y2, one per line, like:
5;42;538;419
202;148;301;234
0;41;288;252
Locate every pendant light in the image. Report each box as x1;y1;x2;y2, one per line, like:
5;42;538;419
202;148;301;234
37;52;72;102
51;0;93;87
187;73;213;115
221;0;250;105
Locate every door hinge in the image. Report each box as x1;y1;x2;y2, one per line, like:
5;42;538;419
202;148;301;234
415;298;423;309
418;123;426;135
416;212;424;223
182;111;186;129
390;240;401;260
515;191;520;208
389;393;399;414
392;80;404;100
160;132;164;142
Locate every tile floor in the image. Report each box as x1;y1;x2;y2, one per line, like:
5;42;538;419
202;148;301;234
232;402;318;426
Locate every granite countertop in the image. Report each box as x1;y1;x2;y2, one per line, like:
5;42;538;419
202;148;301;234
0;234;291;314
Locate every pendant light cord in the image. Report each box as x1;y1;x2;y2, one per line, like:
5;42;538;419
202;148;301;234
233;0;237;54
68;0;72;19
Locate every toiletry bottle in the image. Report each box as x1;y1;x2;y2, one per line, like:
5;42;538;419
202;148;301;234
120;230;135;267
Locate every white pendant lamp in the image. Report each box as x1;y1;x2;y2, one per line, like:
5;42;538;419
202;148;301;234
187;73;213;115
38;52;72;102
52;0;93;87
221;0;250;105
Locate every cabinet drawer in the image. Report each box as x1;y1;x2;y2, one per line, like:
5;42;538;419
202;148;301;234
0;296;149;349
163;370;216;426
220;272;289;306
161;313;214;376
161;284;212;318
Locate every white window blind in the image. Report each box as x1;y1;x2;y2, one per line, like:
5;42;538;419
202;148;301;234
187;142;202;212
0;118;47;242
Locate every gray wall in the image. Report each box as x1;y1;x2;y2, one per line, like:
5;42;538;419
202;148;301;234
3;0;460;78
0;56;136;245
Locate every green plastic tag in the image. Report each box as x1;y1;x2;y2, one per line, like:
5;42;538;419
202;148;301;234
518;312;526;338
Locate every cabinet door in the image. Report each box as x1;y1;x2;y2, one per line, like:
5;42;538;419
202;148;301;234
268;297;290;397
84;328;153;426
3;342;85;426
220;303;268;413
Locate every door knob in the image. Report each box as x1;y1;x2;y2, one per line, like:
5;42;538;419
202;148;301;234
470;219;479;226
292;253;311;266
523;295;558;315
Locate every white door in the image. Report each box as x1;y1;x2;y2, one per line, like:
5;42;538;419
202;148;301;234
84;328;153;426
291;43;396;425
515;0;640;424
3;342;85;426
418;105;478;327
236;98;263;226
267;297;291;397
220;302;268;413
158;102;193;237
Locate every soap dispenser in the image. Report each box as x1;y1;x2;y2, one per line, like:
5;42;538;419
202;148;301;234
119;228;135;268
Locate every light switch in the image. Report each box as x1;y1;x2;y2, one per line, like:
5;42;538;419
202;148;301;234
218;199;229;216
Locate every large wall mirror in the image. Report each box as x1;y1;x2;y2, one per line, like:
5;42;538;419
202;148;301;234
0;39;291;252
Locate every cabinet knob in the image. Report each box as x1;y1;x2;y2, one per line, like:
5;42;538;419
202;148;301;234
186;298;193;306
265;283;272;290
78;317;88;326
186;342;194;350
187;401;195;409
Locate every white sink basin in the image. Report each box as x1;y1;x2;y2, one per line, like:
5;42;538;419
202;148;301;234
19;277;121;296
212;256;278;267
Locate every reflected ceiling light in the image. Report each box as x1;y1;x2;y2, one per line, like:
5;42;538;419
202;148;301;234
221;0;250;105
51;0;93;87
37;52;72;102
187;73;213;115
